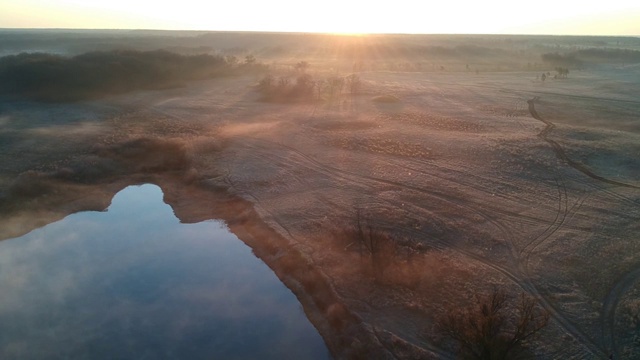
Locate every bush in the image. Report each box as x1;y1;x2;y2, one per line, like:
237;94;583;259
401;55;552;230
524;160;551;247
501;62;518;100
345;74;362;95
435;287;549;359
344;209;397;280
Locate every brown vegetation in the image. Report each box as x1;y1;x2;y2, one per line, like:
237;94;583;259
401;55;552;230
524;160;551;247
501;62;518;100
434;288;550;360
257;73;362;102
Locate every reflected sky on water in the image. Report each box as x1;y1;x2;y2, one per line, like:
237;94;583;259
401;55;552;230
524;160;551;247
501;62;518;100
0;184;329;359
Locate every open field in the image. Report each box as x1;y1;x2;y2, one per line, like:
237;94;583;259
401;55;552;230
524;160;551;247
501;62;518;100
1;32;639;358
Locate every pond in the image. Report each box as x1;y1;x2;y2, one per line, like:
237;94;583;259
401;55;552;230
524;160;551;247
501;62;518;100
0;184;330;359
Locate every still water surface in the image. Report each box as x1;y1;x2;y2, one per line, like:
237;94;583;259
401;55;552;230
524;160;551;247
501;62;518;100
0;184;329;359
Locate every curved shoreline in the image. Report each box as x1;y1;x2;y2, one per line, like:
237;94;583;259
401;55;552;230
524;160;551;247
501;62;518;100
0;168;435;359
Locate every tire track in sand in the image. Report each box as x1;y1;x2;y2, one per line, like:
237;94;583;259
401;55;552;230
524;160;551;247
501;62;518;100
527;96;640;358
527;97;639;190
236;136;607;358
602;266;640;359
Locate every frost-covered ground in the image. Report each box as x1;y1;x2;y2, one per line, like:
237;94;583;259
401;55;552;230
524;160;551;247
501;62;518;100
1;64;639;358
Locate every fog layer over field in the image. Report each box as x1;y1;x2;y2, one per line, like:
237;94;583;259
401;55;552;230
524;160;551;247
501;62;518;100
1;31;639;359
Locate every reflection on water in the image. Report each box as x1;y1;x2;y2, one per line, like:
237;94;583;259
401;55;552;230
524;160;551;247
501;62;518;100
0;184;329;359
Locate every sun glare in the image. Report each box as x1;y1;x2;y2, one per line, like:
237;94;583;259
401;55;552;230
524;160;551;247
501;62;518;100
0;0;638;35
331;32;368;37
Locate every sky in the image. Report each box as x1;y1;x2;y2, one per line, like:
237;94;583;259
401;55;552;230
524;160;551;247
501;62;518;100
1;0;639;35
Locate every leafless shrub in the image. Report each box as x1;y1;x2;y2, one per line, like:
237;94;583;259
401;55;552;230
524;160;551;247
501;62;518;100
348;209;396;280
325;76;345;99
434;287;549;359
345;74;362;95
294;60;310;72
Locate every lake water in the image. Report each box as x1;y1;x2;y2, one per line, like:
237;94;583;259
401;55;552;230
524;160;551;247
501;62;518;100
0;184;329;359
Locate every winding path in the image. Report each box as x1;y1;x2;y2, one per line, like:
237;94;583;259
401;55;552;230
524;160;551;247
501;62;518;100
527;97;639;189
527;96;640;358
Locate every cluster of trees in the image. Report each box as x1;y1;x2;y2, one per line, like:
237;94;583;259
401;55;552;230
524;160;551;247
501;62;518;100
257;72;362;102
542;48;640;68
575;48;640;63
312;42;509;61
0;50;266;101
555;67;570;78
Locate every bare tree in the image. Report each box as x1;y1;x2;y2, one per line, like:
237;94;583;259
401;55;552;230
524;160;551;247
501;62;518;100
435;287;549;359
244;54;256;65
326;76;344;100
293;73;315;97
345;74;362;95
353;209;394;280
294;60;310;72
225;55;238;66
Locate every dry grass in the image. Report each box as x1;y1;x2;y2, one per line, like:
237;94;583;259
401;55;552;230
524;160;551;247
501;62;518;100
372;94;401;103
434;287;550;360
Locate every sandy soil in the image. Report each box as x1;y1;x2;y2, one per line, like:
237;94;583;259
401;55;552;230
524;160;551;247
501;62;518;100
1;67;639;359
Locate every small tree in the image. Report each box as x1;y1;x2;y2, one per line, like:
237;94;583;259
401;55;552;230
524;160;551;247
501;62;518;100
554;67;569;78
244;54;256;65
225;55;238;66
326;75;345;99
345;74;362;95
435;287;549;360
353;209;394;280
294;61;310;72
293;73;315;98
277;76;290;90
258;74;275;91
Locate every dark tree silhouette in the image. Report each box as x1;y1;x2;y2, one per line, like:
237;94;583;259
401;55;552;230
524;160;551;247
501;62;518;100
555;67;569;78
0;50;235;101
294;60;310;72
244;54;256;64
345;74;362;95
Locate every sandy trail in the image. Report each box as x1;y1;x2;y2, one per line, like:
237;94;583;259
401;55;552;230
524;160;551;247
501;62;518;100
527;97;639;189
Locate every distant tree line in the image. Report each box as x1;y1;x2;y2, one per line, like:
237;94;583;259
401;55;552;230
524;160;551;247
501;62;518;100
575;48;640;63
542;48;640;67
540;52;582;68
0;50;267;101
